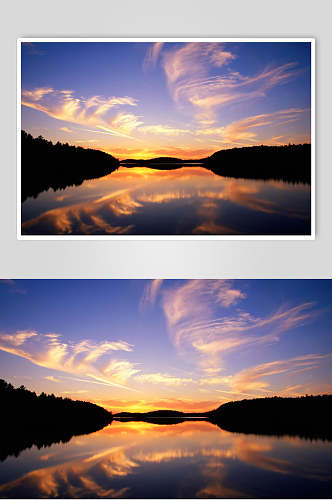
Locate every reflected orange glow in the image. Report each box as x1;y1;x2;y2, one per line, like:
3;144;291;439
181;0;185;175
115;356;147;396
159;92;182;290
22;166;310;236
1;420;331;498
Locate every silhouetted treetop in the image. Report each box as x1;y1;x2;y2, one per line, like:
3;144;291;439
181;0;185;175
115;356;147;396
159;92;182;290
207;394;332;440
21;130;120;202
0;378;112;461
203;143;311;184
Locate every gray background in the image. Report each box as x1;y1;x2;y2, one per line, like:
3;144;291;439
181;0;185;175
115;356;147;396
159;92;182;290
0;0;330;278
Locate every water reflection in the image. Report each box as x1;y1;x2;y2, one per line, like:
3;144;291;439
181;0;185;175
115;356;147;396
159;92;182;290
21;166;311;235
1;420;331;498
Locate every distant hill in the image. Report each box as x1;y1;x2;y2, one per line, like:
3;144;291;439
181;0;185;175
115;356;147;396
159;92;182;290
114;409;195;426
115;409;185;417
121;157;201;164
120;157;202;170
21;131;120;201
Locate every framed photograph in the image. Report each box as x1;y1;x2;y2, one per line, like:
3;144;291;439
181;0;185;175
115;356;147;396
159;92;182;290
0;279;331;498
18;38;315;239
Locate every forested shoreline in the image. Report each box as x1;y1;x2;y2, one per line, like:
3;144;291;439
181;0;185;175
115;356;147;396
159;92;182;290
21;132;311;204
0;379;112;461
21;131;119;202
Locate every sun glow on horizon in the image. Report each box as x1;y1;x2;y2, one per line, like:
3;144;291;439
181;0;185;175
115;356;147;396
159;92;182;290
0;280;331;411
21;41;311;162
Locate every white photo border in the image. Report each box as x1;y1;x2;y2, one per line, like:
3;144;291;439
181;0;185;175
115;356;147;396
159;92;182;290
17;37;315;241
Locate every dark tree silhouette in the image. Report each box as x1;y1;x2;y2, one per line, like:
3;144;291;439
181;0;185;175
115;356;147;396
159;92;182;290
207;395;332;440
0;379;112;461
202;144;311;184
21;131;120;202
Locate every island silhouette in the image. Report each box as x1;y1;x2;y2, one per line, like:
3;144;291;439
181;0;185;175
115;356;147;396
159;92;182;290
1;377;331;463
21;131;311;202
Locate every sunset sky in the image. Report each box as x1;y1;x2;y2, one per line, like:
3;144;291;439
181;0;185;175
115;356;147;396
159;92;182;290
0;280;330;413
21;41;311;160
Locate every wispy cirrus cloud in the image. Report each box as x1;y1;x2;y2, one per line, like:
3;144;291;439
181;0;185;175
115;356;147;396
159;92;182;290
138;124;192;136
163;43;236;86
160;43;301;125
106;113;144;135
143;42;164;70
196;108;309;146
45;375;60;383
0;330;138;390
162;280;245;333
101;359;141;384
135;372;193;386
0;330;37;346
230;354;332;393
161;280;320;374
140;279;164;309
22;87;142;139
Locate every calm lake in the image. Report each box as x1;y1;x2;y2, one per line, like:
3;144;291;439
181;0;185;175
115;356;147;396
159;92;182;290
21;166;311;236
1;420;331;498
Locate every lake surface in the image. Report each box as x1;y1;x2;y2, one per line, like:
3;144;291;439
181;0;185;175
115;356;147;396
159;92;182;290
21;166;311;236
1;420;331;498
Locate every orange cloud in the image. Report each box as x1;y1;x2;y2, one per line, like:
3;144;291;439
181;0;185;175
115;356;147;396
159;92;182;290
194;107;309;147
220;108;309;146
44;375;60;383
138;124;192;136
0;448;132;498
231;354;332;393
101;360;140;384
135;372;193;386
0;330;137;390
22;87;140;139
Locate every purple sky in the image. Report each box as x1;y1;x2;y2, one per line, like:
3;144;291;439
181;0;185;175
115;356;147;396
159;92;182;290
21;41;311;160
0;279;330;412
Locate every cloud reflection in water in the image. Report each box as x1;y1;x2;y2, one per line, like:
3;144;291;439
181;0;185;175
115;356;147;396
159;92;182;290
22;166;310;235
1;420;331;498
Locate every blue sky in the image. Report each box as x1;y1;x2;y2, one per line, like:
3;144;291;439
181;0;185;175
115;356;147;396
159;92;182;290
0;279;330;412
21;41;311;160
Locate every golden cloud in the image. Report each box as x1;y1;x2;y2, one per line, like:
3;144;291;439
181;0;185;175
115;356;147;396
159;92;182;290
0;330;137;390
22;87;140;139
230;354;331;393
135;372;193;386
